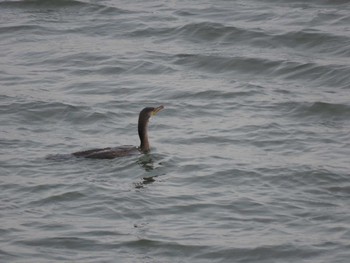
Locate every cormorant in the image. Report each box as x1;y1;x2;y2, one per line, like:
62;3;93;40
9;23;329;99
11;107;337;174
72;105;164;159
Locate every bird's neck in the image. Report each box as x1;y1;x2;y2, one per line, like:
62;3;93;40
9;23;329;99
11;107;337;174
138;119;150;152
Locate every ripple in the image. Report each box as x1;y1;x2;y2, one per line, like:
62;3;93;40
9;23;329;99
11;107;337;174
274;29;350;53
28;191;86;206
0;0;91;8
291;101;350;120
1;1;350;263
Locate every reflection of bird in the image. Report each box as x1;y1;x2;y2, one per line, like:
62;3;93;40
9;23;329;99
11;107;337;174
72;105;164;159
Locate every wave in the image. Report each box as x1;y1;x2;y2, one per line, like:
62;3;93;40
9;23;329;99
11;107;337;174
169;88;263;102
272;29;350;56
0;100;115;126
0;0;131;16
127;21;268;44
28;191;85;206
171;52;350;88
173;53;280;75
0;0;88;8
290;101;350;119
262;0;350;5
127;20;350;56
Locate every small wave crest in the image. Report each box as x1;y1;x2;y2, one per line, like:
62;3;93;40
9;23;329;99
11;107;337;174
0;0;86;8
292;101;350;119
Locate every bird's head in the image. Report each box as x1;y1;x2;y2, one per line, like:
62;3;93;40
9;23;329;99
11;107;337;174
139;105;164;122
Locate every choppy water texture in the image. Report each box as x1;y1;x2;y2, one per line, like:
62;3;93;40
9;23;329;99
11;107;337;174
1;0;350;262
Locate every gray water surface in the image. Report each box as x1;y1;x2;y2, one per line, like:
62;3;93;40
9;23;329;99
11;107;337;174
1;0;350;262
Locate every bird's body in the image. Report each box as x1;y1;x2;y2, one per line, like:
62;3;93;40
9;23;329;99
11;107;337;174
71;105;164;159
72;145;138;159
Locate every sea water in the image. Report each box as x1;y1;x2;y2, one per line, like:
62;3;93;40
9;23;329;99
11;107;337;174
1;0;350;262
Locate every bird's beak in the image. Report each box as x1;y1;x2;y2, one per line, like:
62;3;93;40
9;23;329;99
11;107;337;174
152;105;164;116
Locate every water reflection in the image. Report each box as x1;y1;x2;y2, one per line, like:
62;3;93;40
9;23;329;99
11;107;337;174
137;154;154;172
134;176;157;189
134;154;159;189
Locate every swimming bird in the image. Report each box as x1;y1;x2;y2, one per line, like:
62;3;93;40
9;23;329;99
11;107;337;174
72;105;164;159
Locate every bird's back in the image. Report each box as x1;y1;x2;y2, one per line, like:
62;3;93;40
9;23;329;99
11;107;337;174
72;145;139;159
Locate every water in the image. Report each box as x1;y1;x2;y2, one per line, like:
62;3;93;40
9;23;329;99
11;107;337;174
1;0;350;262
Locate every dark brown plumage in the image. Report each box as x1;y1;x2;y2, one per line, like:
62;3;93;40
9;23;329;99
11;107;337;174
72;105;164;159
